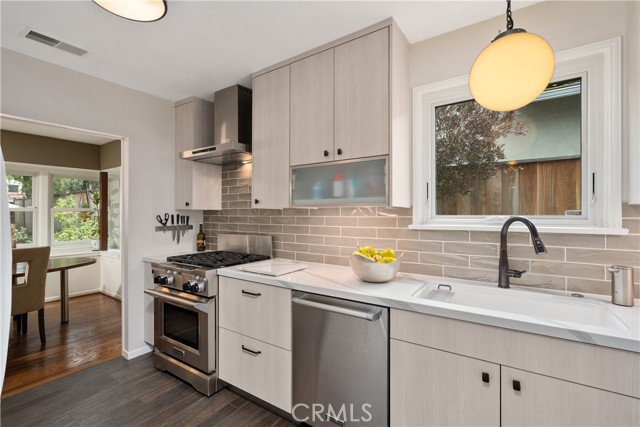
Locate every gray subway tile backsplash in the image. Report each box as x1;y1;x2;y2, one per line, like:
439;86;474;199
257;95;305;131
204;162;640;296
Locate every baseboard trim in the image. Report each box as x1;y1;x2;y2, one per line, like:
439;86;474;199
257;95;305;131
122;344;153;360
44;289;101;303
100;289;122;301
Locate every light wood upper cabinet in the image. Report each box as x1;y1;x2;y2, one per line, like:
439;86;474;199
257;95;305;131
252;66;290;209
252;19;411;207
175;97;221;210
289;27;393;165
334;28;390;161
290;49;334;166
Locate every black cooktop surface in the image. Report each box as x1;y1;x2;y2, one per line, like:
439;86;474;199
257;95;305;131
167;251;270;269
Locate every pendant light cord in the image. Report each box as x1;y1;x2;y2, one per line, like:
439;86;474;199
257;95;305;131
506;0;514;30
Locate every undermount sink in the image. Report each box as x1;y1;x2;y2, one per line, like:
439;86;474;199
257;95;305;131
412;281;630;332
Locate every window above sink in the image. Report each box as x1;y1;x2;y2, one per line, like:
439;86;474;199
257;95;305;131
411;38;626;235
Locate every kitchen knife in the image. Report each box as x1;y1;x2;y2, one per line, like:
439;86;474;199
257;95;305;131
176;214;181;244
182;215;187;237
171;214;175;241
186;216;190;236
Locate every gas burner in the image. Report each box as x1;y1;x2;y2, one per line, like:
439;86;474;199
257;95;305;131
167;251;270;269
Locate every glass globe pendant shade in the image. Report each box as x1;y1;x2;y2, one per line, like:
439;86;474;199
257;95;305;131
93;0;167;22
470;30;555;112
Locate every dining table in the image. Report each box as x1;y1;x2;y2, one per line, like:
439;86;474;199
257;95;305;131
12;256;97;324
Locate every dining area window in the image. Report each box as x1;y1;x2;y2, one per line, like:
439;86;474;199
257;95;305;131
51;176;100;245
6;165;103;254
7;173;36;246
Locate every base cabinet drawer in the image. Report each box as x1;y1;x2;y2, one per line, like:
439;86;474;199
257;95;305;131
219;327;292;412
219;277;292;350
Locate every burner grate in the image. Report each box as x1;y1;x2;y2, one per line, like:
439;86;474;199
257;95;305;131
167;251;269;269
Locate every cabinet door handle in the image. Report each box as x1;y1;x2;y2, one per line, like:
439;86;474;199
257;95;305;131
337;148;343;155
512;380;521;391
482;372;490;383
323;150;329;157
242;345;261;356
185;202;190;207
254;199;260;205
241;290;261;298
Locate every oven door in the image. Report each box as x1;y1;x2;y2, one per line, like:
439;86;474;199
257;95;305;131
145;287;216;373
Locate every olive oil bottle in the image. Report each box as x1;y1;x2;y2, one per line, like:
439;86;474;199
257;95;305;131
197;223;206;251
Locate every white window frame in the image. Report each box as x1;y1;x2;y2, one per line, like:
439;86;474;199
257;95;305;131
411;38;625;235
7;171;38;247
50;172;100;250
6;162;101;254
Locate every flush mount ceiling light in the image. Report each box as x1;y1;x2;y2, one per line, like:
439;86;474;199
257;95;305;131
469;0;554;112
93;0;167;22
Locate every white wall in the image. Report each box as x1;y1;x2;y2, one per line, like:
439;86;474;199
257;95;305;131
1;49;204;358
44;255;101;302
410;0;636;204
41;253;121;302
101;252;122;299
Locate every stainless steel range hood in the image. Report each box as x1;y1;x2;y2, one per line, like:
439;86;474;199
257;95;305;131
180;85;252;165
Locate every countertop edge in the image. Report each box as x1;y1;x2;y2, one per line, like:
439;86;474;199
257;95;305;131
216;262;640;354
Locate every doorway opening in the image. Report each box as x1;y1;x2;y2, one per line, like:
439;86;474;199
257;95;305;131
1;114;126;397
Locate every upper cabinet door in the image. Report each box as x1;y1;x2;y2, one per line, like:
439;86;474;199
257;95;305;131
175;97;221;210
290;49;334;166
335;28;390;161
252;66;291;209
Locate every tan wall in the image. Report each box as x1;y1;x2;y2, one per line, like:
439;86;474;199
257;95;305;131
100;139;121;170
1;130;120;170
203;1;639;297
1;130;101;170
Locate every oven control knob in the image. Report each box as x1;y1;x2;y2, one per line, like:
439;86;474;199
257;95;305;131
183;281;205;293
155;275;174;286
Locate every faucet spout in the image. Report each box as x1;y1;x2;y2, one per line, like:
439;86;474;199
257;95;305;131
498;216;547;289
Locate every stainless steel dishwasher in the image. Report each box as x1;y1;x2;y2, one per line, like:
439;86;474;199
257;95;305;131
292;291;389;427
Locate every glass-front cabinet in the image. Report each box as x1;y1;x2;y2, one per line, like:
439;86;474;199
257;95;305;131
291;157;388;207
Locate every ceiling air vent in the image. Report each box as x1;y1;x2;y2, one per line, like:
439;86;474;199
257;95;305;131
24;29;88;57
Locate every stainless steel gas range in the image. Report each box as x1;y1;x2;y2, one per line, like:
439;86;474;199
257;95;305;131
144;234;272;396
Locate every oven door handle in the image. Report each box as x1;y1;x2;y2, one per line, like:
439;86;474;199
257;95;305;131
144;288;211;314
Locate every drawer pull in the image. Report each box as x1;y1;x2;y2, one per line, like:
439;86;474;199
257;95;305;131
513;380;521;392
242;345;261;356
482;372;490;383
241;290;261;298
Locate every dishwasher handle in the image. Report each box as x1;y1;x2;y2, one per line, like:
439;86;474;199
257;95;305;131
292;295;382;321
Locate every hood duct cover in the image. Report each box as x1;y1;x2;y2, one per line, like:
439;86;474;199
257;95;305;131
180;84;252;165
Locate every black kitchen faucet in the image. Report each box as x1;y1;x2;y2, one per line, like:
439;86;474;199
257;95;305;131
498;216;547;288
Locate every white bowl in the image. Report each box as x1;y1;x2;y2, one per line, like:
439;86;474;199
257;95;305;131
349;254;400;283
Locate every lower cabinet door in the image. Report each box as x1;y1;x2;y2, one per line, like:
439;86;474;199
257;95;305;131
218;327;292;412
390;339;500;426
501;367;640;427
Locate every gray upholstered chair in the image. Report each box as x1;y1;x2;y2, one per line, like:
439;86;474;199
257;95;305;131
11;246;51;344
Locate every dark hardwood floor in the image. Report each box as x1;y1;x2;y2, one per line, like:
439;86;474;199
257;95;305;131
2;293;122;398
1;353;295;427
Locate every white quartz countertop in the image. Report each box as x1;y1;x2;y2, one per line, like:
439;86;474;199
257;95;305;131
217;259;640;353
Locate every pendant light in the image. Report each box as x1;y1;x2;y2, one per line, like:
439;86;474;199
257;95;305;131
93;0;167;22
469;0;554;112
